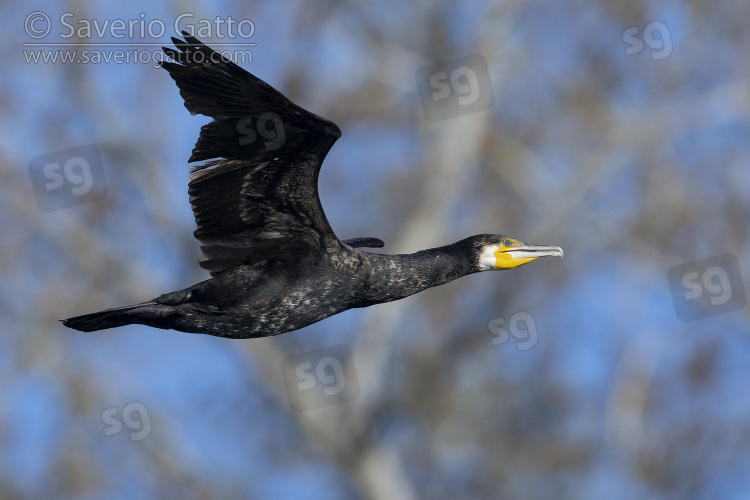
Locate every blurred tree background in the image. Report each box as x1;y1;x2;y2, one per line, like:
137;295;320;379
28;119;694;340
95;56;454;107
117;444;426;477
3;0;750;498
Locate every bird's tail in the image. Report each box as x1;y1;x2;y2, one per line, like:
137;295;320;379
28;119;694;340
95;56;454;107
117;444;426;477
61;302;160;332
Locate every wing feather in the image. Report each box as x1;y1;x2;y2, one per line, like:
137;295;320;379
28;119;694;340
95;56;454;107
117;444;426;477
159;32;343;275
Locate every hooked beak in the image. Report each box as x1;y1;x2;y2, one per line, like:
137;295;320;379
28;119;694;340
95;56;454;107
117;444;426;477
502;244;563;259
494;243;563;269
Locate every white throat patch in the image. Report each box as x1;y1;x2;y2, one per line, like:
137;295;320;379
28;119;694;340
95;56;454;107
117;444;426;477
478;245;503;271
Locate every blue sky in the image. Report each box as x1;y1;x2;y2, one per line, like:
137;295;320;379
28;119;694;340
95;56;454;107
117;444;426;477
4;0;750;498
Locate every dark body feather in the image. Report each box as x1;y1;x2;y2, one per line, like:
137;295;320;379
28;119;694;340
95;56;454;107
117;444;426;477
65;236;489;338
62;33;556;338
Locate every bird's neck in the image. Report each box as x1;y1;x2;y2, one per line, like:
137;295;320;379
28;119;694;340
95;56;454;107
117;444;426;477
359;242;478;304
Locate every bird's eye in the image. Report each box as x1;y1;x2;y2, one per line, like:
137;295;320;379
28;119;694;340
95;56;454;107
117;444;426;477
504;239;511;247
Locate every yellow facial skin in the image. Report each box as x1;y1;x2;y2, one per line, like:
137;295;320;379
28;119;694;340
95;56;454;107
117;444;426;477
494;238;563;269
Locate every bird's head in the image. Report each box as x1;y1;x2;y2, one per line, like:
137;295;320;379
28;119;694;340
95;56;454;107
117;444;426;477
476;235;563;270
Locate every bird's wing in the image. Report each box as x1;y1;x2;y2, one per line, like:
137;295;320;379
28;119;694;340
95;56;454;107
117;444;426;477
159;32;342;276
341;237;385;248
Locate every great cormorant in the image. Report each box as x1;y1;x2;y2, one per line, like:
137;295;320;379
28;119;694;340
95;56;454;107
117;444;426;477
62;32;563;339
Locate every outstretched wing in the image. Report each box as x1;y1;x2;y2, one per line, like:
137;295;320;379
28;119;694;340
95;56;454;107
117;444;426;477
159;32;342;276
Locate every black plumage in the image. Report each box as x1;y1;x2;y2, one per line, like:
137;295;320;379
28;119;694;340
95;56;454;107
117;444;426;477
62;32;562;339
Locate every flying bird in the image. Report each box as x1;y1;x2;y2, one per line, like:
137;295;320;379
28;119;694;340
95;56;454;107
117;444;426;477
62;32;563;339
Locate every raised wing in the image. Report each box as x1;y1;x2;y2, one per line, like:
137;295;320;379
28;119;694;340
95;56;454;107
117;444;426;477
159;32;342;275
